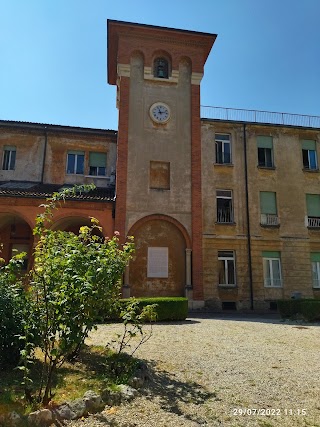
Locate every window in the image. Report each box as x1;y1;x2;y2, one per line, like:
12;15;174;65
89;152;107;176
215;134;231;164
257;136;274;168
147;247;168;278
260;191;279;225
2;145;16;170
67;151;84;175
306;194;320;227
218;251;236;286
262;251;282;287
217;190;233;223
311;253;320;288
154;57;169;78
302;140;317;170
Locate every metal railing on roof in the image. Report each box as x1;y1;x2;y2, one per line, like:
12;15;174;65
201;105;320;128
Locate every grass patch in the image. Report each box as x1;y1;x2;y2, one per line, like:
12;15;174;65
0;345;139;416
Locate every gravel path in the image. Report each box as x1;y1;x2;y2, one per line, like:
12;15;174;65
67;315;320;427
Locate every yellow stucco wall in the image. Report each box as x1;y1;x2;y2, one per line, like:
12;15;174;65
201;121;320;309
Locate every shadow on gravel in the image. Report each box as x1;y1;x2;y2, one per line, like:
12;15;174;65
140;360;218;425
151;319;201;326
188;312;320;327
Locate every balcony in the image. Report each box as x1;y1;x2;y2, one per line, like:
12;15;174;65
306;216;320;228
260;214;279;226
217;208;233;224
201;106;320;128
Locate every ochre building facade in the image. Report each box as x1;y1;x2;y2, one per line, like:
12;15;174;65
1;20;320;310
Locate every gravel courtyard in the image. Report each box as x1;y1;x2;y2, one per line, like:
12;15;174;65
68;315;320;427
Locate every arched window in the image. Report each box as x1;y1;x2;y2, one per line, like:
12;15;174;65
154;57;169;79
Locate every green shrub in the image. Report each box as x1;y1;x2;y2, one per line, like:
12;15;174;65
118;297;188;321
277;299;302;319
0;257;26;370
300;299;320;322
277;298;320;321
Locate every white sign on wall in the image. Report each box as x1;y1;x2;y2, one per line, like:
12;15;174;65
147;247;168;278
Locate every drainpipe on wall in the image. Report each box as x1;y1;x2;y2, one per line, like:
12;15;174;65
41;128;48;184
243;123;254;310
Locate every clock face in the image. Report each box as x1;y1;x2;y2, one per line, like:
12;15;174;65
150;102;171;123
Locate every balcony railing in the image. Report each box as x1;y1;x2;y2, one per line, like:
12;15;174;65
201;106;320;128
306;216;320;228
260;214;279;226
217;208;233;223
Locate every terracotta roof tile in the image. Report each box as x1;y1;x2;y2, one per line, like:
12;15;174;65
0;182;115;202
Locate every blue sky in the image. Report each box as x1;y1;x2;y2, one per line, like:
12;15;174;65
1;0;319;130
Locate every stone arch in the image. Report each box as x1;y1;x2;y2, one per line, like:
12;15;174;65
51;214;105;238
0;208;34;231
0;212;34;269
179;55;192;68
131;50;145;62
127;214;191;298
128;214;191;248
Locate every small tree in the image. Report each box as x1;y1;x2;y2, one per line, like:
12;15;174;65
22;186;134;405
0;251;27;370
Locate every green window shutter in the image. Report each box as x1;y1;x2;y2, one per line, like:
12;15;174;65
260;192;277;214
4;145;16;151
311;253;320;262
262;251;280;258
302;140;316;150
89;152;107;167
68;150;84;155
257;136;273;149
306;194;320;216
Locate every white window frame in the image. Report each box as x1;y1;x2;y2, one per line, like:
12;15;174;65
303;148;318;170
2;147;16;170
215;134;231;164
66;152;84;175
218;251;236;286
89;166;106;176
263;257;282;287
312;261;320;288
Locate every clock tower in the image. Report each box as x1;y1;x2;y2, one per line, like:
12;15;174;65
107;20;216;307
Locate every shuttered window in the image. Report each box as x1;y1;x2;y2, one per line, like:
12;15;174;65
260;192;277;214
306;194;320;217
89;152;107;176
257;136;273;148
257;136;274;168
